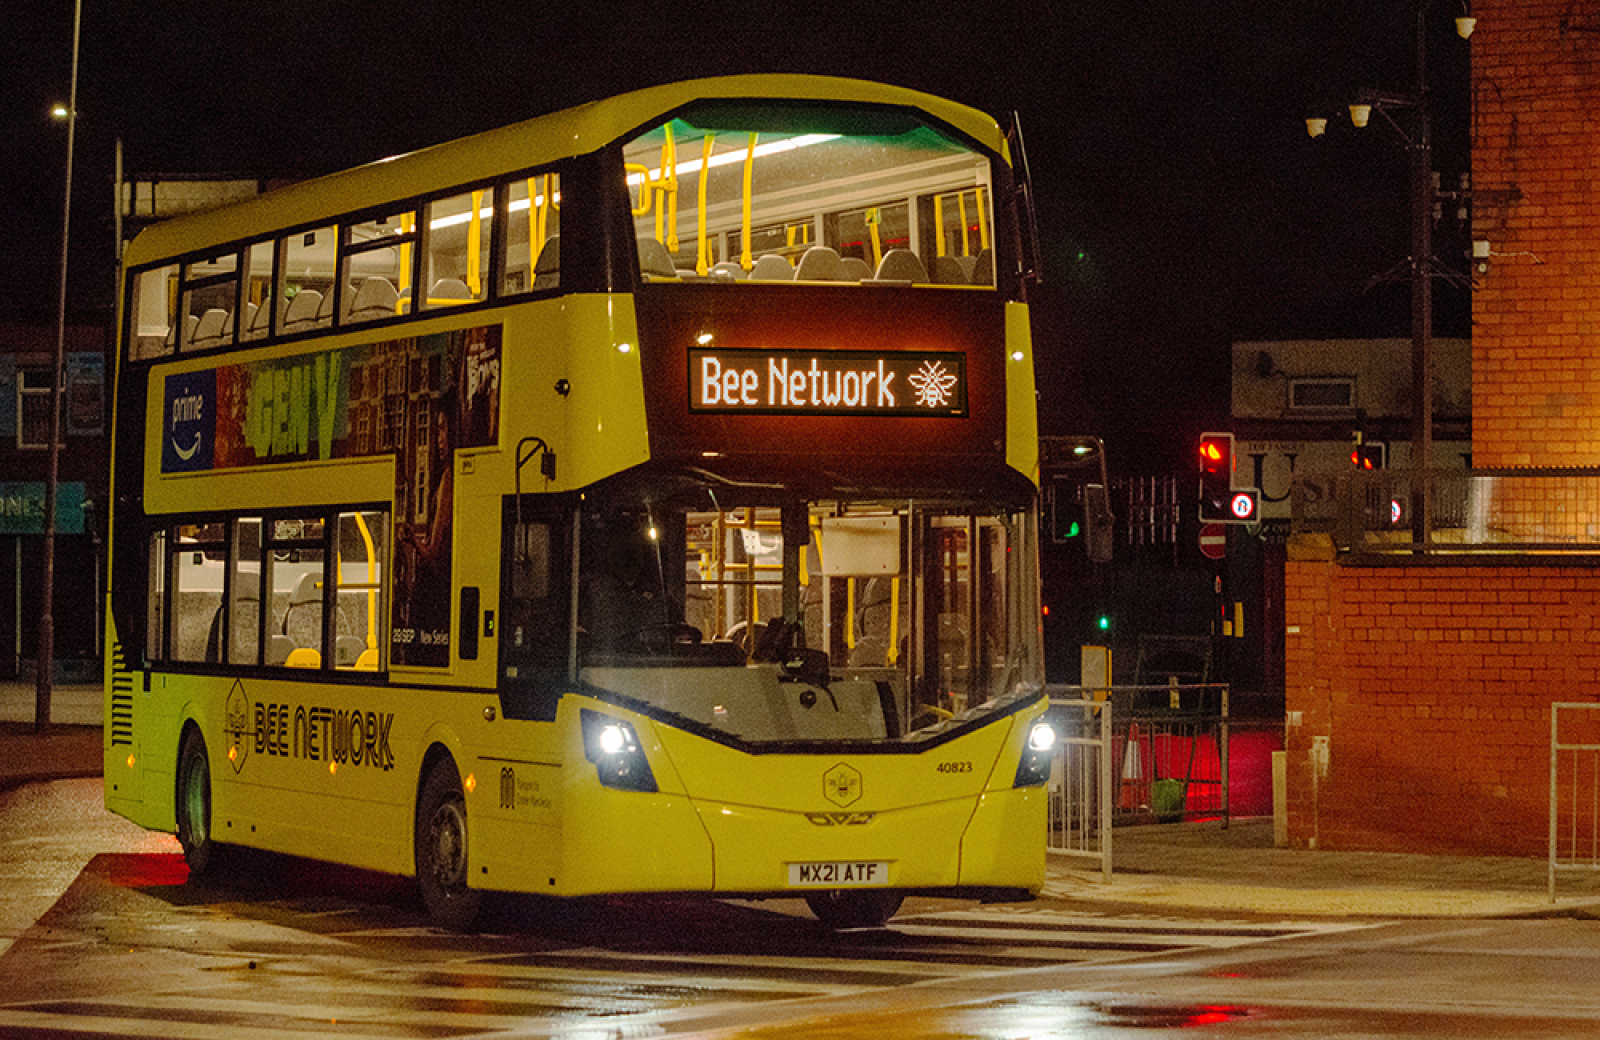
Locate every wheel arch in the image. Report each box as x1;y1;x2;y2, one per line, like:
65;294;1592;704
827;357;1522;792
411;738;463;877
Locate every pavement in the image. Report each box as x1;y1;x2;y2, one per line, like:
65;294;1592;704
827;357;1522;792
5;679;1600;920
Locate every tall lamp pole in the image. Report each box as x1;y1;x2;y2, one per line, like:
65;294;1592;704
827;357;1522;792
39;0;83;734
1307;2;1474;549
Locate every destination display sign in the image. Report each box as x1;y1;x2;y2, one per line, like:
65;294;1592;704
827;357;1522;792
689;348;967;417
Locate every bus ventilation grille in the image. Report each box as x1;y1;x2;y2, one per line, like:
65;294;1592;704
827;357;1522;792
108;643;135;747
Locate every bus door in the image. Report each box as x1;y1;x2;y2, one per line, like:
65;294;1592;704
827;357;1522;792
499;495;576;722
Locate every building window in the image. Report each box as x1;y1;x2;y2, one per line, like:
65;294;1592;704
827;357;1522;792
1289;377;1356;412
18;366;63;449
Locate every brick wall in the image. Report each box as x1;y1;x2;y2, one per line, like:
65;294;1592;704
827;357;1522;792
1472;1;1600;467
1284;553;1600;855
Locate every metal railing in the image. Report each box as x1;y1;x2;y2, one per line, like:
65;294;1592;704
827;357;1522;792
1045;694;1113;881
1107;683;1230;825
1550;702;1600;902
1294;468;1600;556
1045;682;1231;883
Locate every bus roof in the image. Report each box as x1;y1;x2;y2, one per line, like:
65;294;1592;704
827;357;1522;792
122;75;1009;270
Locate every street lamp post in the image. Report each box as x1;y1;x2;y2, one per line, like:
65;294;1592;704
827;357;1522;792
1306;2;1473;550
38;0;84;734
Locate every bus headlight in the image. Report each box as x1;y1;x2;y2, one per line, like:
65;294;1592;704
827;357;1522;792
580;709;659;793
1014;721;1057;788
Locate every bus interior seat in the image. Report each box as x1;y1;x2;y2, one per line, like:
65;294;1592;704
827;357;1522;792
749;254;794;280
190;308;230;349
168;313;200;349
315;289;337;327
955;254;979;282
794;246;846;282
284;647;321;669
354;647;379;671
243;299;274;340
348;277;399;322
282;290;323;332
335;634;365;667
203;607;225;664
971;248;993;286
266;634;296;667
709;261;745;280
637;236;678;280
428;278;473;304
931;256;968;285
532;235;560;290
229;595;260;664
871;249;928;284
283;572;322;649
841;256;874;282
240;303;258;338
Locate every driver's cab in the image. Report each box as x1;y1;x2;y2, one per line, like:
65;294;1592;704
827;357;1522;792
501;473;1041;746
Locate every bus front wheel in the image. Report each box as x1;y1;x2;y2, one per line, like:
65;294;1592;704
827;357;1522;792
176;728;225;878
805;890;903;930
415;758;483;930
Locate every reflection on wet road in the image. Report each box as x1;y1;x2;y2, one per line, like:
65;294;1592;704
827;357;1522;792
0;846;1362;1038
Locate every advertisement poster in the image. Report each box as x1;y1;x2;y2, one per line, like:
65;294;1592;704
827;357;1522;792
161;324;502;667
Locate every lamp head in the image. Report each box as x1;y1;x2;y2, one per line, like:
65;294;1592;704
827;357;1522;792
1306;117;1328;139
1349;103;1373;129
1456;16;1476;39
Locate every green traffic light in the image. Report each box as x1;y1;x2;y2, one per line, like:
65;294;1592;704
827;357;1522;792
1096;614;1111;631
1067;521;1081;538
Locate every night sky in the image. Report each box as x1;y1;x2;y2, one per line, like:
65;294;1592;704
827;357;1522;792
2;0;1472;473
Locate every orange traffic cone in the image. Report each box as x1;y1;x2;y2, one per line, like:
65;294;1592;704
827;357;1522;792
1120;721;1143;810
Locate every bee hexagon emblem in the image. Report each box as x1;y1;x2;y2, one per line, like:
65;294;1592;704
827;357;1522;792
222;680;252;775
822;762;863;807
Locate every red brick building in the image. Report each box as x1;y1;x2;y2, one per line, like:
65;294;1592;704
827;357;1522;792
1284;2;1600;854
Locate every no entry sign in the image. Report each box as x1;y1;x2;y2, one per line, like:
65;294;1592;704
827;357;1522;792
1199;523;1226;560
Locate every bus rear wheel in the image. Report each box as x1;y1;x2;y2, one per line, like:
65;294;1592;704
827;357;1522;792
805;890;903;930
415;758;483;930
176;729;226;878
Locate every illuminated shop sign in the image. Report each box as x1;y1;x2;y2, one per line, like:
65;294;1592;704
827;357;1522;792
689;348;967;416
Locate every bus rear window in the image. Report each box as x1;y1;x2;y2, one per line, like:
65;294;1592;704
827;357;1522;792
623;104;996;287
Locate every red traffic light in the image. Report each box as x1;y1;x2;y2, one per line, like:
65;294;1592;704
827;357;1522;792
1351;442;1385;470
1199;432;1233;474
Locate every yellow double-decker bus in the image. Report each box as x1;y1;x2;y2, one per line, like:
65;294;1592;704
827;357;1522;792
106;74;1051;929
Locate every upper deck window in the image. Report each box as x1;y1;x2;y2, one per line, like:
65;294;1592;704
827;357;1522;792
622;103;995;287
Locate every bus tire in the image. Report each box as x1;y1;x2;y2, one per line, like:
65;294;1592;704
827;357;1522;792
805;890;903;930
415;758;483;930
176;728;226;878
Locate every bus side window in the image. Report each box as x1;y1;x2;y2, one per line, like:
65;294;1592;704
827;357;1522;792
264;517;329;668
129;265;178;361
147;530;167;658
335;510;387;671
500;173;560;296
227;517;263;666
423;192;490;307
171;524;226;663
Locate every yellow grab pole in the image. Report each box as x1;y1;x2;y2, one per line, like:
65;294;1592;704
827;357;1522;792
696;134;715;275
740;132;758;270
888;578;900;664
661;123;679;252
398;214;414;313
354;512;378;651
975;186;990;252
467;190;484;295
846;578;856;650
957;192;971;257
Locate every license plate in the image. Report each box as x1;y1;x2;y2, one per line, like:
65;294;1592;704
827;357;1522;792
787;861;889;887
